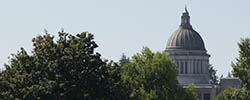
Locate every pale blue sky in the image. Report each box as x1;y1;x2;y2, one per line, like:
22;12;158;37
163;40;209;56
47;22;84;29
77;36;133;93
0;0;249;76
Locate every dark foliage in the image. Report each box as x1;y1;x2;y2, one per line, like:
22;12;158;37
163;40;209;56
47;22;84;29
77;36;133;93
0;31;111;100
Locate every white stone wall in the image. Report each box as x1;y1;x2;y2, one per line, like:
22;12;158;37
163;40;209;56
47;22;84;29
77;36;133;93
165;49;215;100
170;55;209;75
165;49;211;85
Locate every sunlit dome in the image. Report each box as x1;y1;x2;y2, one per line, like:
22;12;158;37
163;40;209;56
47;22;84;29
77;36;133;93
166;7;206;51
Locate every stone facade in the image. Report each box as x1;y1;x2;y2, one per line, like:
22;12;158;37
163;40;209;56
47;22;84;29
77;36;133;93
165;50;210;86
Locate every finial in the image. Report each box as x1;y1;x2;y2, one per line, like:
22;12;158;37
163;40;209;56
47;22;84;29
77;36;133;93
184;5;189;13
180;5;192;29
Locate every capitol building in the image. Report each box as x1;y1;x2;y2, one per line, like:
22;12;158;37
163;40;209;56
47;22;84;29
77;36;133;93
164;7;240;100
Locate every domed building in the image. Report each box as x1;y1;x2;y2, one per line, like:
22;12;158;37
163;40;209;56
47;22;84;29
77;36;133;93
164;6;241;100
165;7;216;100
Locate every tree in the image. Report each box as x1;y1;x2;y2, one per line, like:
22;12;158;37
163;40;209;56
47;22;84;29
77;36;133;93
119;53;130;66
106;60;134;100
227;72;232;78
208;64;219;85
214;37;250;100
186;83;198;100
121;47;197;100
214;87;249;100
232;37;250;90
0;31;111;100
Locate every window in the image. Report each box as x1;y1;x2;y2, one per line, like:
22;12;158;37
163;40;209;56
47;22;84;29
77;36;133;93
180;61;183;74
203;93;210;100
185;61;188;74
197;60;199;74
200;60;203;73
176;61;180;74
193;60;196;74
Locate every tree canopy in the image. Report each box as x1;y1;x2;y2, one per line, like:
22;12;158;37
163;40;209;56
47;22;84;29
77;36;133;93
119;53;130;66
0;31;112;100
232;37;250;90
208;64;219;85
0;30;200;100
215;37;250;99
121;47;197;100
214;87;249;100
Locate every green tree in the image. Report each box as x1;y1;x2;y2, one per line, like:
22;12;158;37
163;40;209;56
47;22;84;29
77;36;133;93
106;60;134;100
214;87;249;100
121;47;197;100
0;31;111;100
208;64;219;85
119;53;130;66
215;37;250;100
186;83;198;100
232;37;250;90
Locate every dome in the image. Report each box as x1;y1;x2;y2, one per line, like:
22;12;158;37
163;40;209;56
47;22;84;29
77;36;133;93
166;27;205;50
166;7;206;51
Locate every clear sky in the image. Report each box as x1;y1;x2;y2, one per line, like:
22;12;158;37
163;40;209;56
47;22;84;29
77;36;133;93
0;0;249;76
